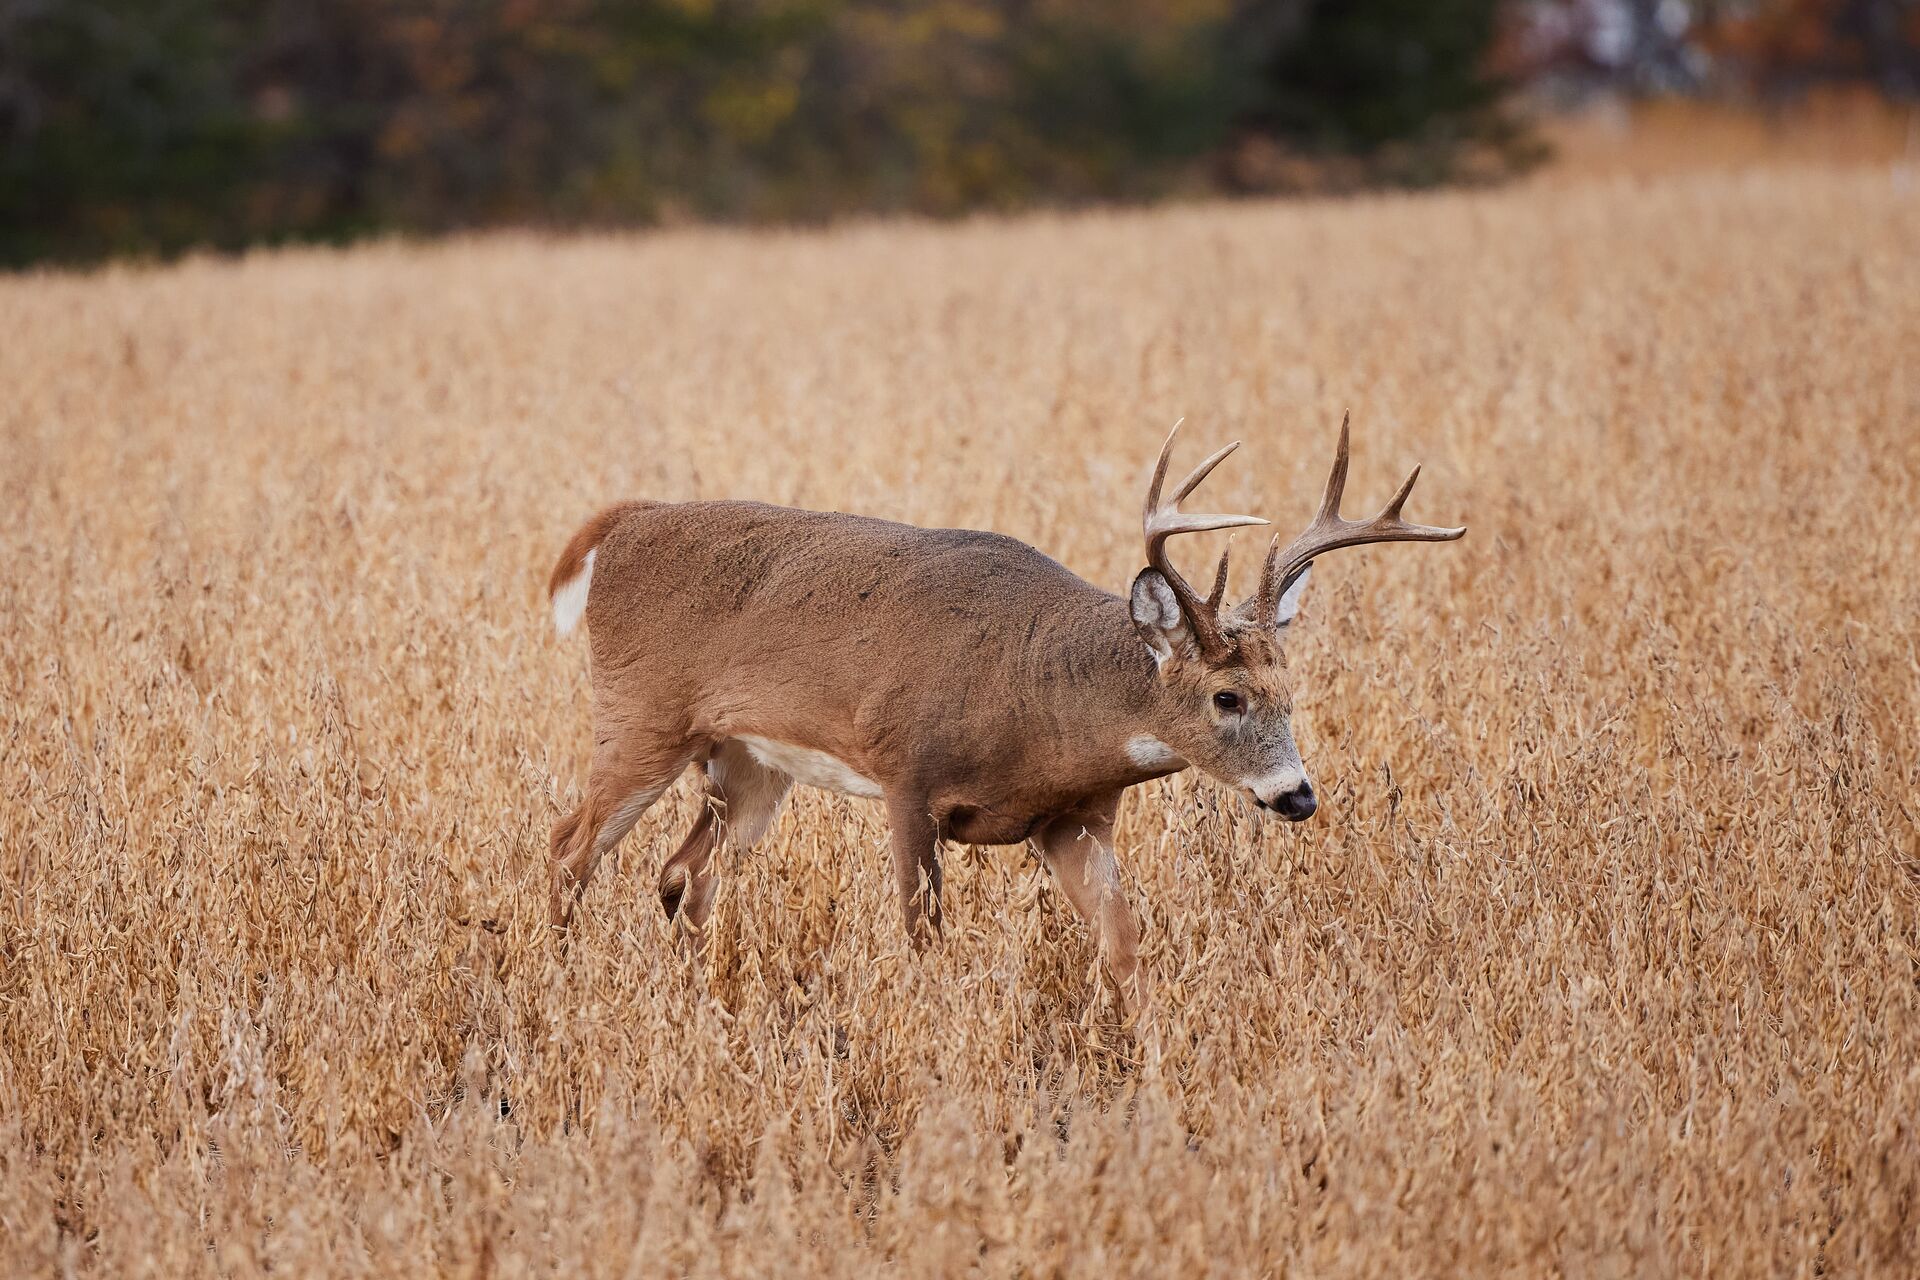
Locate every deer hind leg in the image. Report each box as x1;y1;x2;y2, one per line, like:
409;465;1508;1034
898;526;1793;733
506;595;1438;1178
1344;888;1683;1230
1032;793;1143;1020
656;806;716;923
658;739;792;935
549;736;692;928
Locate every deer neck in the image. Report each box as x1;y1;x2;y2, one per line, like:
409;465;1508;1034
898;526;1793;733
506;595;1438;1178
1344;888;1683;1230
1038;593;1191;783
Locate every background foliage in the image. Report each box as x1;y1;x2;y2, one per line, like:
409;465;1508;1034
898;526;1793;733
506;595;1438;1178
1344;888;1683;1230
2;0;1530;265
5;1;1916;265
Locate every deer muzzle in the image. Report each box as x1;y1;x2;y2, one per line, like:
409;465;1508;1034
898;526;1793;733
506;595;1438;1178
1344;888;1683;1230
1256;779;1317;822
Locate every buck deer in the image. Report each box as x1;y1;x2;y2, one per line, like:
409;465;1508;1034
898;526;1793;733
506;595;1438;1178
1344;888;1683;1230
546;415;1462;1016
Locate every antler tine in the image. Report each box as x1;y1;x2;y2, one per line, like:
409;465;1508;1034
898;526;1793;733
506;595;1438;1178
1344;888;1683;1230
1171;441;1243;504
1256;414;1466;624
1205;544;1232;611
1146;423;1267;534
1143;420;1183;525
1314;411;1352;521
1381;463;1420;520
1143;421;1268;658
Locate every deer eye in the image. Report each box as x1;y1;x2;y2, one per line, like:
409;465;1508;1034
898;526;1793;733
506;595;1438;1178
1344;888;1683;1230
1213;691;1246;715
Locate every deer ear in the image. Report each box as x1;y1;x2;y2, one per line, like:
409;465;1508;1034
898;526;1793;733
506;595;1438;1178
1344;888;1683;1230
1129;568;1192;665
1272;563;1311;627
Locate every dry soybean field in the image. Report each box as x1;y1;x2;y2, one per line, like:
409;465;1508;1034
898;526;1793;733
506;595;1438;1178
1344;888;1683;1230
3;161;1918;1277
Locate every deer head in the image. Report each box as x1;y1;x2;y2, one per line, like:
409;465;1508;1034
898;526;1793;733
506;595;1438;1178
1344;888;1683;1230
1128;414;1465;820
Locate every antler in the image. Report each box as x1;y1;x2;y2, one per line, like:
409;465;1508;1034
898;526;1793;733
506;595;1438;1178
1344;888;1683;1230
1255;411;1466;624
1144;421;1269;659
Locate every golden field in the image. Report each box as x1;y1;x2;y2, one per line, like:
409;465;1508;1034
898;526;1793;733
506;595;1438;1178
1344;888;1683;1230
2;153;1918;1277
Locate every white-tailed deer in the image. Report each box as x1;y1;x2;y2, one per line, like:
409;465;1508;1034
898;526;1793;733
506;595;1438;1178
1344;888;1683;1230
546;414;1463;1016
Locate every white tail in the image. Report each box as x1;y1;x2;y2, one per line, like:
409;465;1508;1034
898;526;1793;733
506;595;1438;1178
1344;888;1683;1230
544;502;637;638
544;419;1463;1021
551;548;594;635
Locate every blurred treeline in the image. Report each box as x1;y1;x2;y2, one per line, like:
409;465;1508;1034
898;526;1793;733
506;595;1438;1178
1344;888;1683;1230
1;0;1531;265
1504;0;1920;98
2;1;1914;267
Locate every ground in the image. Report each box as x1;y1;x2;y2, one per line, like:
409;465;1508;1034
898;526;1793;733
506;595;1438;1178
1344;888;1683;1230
1;137;1917;1275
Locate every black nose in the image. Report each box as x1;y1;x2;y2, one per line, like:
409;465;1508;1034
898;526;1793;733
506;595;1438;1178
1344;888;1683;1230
1270;782;1316;822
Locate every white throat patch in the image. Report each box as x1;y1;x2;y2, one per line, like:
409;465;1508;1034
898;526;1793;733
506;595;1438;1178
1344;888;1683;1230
1125;734;1185;770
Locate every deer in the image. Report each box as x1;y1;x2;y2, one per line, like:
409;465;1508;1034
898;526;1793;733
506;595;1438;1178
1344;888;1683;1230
544;414;1463;1018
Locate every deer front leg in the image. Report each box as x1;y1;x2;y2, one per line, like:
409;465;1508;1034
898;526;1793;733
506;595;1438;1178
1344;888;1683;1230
884;794;943;948
1033;793;1144;1021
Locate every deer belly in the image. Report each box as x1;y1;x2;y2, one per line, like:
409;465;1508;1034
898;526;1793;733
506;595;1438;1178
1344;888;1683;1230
941;805;1044;845
736;736;883;799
